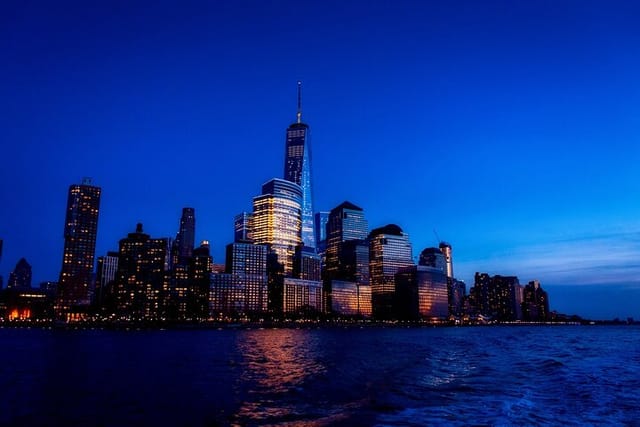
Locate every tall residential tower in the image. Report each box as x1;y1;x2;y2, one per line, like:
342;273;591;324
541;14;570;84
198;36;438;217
56;178;101;316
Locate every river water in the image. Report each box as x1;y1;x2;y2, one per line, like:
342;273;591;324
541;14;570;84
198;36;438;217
1;325;638;426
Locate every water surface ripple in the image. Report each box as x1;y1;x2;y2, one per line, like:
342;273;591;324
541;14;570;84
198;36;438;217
0;326;638;426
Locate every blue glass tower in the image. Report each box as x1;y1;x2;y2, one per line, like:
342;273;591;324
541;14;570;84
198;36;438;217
284;81;315;250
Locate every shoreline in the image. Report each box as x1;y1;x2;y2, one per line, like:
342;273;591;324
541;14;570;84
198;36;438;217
0;319;626;331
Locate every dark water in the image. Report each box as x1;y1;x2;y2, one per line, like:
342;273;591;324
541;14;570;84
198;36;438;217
1;326;638;426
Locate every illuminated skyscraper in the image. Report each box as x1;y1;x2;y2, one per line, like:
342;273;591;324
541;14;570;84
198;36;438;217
225;242;268;313
115;223;169;319
369;224;413;320
189;241;213;319
439;242;453;279
325;201;369;280
283;81;315;249
56;178;101;316
234;212;254;243
396;265;449;320
252;178;302;276
418;247;446;273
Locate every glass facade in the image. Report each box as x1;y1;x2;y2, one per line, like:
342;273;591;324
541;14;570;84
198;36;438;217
234;212;254;243
282;278;322;314
283;85;315;250
95;251;118;307
225;242;268;313
330;280;371;317
56;179;101;315
396;265;449;320
252;178;302;276
325;202;369;280
314;211;329;254
369;224;413;320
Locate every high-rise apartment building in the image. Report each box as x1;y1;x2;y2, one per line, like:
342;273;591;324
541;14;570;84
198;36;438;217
56;178;101;316
283;81;315;249
114;223;169;319
522;280;549;321
189;241;213;319
470;273;520;321
369;224;413;320
225;242;268;314
251;178;302;276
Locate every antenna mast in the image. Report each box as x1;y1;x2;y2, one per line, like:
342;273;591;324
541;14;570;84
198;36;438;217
297;80;302;124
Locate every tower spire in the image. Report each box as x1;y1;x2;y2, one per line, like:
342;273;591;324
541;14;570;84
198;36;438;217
297;80;302;124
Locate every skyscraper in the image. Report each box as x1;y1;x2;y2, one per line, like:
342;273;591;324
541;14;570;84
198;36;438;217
172;207;195;266
283;81;315;249
234;212;254;243
368;224;413;320
439;242;454;279
314;211;329;253
324;201;369;280
115;223;169;319
8;258;32;290
95;251;118;308
252;178;303;276
56;178;101;316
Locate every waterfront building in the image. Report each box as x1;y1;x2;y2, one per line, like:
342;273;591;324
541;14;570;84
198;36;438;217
282;278;322;315
114;223;169;320
251;178;303;276
190;241;214;319
396;265;449;320
283;81;315;249
439;242;454;279
225;242;268;314
294;246;321;281
470;273;520;321
56;178;101;317
369;224;413;320
7;258;32;290
330;280;372;317
324;201;369;279
449;279;466;318
95;251;118;308
522;280;550;321
210;273;244;318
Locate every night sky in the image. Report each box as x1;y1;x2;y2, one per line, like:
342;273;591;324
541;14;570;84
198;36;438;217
2;0;639;319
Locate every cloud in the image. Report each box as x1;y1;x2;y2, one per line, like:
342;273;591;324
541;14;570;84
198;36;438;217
456;229;640;286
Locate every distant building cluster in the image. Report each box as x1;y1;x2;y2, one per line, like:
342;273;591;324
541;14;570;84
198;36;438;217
0;84;551;323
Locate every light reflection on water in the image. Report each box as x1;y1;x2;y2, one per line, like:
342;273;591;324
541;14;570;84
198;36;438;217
0;326;639;426
234;329;329;424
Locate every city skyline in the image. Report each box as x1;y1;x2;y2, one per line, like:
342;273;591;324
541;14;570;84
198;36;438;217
2;1;640;319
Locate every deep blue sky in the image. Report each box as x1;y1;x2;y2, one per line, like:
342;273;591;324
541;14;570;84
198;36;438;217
2;0;639;319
